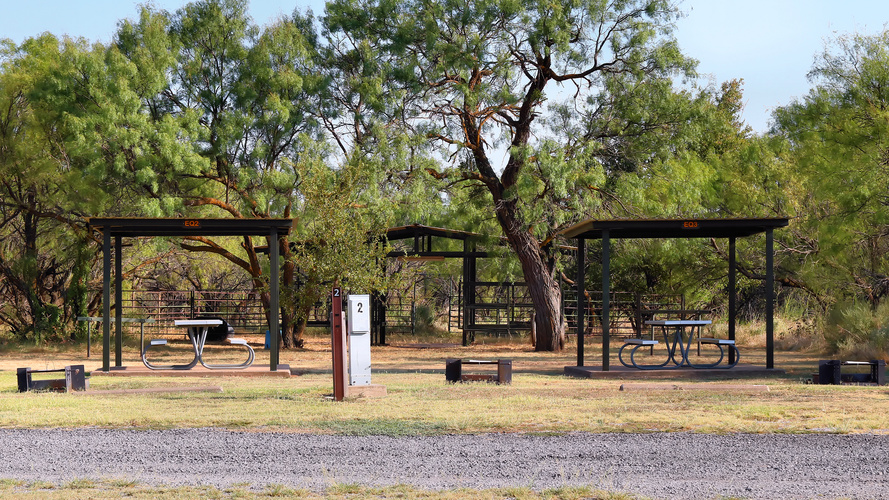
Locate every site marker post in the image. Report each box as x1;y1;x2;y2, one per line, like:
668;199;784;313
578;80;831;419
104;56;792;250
330;286;348;401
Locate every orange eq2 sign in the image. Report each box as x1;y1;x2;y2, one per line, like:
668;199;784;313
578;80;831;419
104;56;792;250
183;220;201;228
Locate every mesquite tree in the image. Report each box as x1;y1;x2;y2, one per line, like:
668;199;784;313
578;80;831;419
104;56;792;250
324;0;696;350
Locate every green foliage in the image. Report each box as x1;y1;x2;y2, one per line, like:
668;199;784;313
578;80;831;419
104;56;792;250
288;147;395;296
0;35;111;340
773;30;889;311
9;0;889;352
821;300;889;359
324;0;705;350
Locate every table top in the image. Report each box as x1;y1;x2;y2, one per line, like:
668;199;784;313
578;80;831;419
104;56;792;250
174;319;223;327
644;320;712;326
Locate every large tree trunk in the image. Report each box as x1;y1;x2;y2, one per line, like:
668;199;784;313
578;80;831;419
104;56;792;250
495;200;565;352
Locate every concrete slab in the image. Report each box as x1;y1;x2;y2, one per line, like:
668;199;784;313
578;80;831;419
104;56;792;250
619;383;771;392
89;364;293;378
72;386;224;395
564;364;786;379
345;384;387;398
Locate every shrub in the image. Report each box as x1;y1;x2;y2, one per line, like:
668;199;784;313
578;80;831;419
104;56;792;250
820;300;889;360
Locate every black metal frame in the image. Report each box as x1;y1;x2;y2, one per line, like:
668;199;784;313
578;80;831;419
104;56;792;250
384;225;491;346
87;217;292;372
558;217;789;371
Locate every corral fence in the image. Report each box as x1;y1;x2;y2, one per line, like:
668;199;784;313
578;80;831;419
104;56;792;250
112;290;329;336
105;287;704;344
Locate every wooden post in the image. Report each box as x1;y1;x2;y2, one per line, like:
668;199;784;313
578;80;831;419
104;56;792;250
331;287;347;401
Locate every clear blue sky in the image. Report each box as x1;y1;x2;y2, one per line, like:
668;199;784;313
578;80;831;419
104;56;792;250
3;0;889;133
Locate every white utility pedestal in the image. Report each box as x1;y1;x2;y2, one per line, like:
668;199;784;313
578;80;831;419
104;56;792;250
347;294;372;386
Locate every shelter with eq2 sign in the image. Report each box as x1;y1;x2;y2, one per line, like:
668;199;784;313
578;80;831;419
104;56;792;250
87;218;293;372
555;217;789;372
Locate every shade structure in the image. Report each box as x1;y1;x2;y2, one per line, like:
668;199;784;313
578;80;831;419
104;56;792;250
87;217;293;372
556;217;789;371
384;224;491;346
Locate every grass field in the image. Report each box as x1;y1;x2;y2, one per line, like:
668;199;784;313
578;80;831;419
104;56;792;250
3;331;888;434
2;331;887;498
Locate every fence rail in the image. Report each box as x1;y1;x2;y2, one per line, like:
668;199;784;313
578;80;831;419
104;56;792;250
97;287;699;342
104;290;330;335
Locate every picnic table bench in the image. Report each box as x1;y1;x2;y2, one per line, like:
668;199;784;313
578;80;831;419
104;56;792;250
618;320;739;370
142;319;254;370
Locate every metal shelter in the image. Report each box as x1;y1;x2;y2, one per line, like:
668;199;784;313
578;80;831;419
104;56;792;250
87;217;293;372
384;224;491;346
556;217;789;371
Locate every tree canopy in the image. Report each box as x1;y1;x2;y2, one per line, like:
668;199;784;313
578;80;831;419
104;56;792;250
2;0;889;358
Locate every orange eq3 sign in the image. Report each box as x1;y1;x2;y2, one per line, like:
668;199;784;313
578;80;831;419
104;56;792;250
683;221;699;229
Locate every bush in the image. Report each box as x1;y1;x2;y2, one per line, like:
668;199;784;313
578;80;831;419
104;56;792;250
821;301;889;360
413;303;437;334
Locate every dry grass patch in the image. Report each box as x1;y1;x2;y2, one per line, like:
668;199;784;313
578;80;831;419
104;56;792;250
2;334;888;434
0;480;640;499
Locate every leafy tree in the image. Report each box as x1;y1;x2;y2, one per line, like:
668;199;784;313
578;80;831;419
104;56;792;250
0;35;110;340
774;30;889;309
103;1;338;347
6;1;388;348
324;0;696;350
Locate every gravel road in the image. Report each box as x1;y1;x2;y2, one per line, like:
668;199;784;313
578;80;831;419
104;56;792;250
1;429;887;499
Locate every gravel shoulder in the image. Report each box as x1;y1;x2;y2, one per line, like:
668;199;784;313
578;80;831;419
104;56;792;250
0;429;887;499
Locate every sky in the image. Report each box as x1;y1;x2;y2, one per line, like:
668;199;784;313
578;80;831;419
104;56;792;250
2;0;889;133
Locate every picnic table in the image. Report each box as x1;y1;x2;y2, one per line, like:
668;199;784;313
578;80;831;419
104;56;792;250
618;319;739;370
141;319;254;370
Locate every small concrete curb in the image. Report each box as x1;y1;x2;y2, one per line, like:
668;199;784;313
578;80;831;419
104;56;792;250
71;386;223;396
619;383;770;392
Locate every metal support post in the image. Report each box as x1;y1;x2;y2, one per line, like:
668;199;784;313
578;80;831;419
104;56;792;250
576;238;586;367
602;230;611;371
270;228;280;371
766;229;775;369
102;230;111;372
728;237;737;365
115;236;123;367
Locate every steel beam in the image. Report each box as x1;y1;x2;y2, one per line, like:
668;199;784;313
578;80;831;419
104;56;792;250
115;236;123;367
766;229;775;369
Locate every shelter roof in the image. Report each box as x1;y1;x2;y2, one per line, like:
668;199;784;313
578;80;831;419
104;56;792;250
87;217;293;237
385;224;482;241
555;217;789;241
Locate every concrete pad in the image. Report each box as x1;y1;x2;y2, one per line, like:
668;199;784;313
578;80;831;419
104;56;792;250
345;384;387;398
619;383;770;392
72;386;224;396
89;364;292;378
565;364;786;379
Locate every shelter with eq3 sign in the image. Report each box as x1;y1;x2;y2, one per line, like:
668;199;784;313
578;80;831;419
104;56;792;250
554;217;789;372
